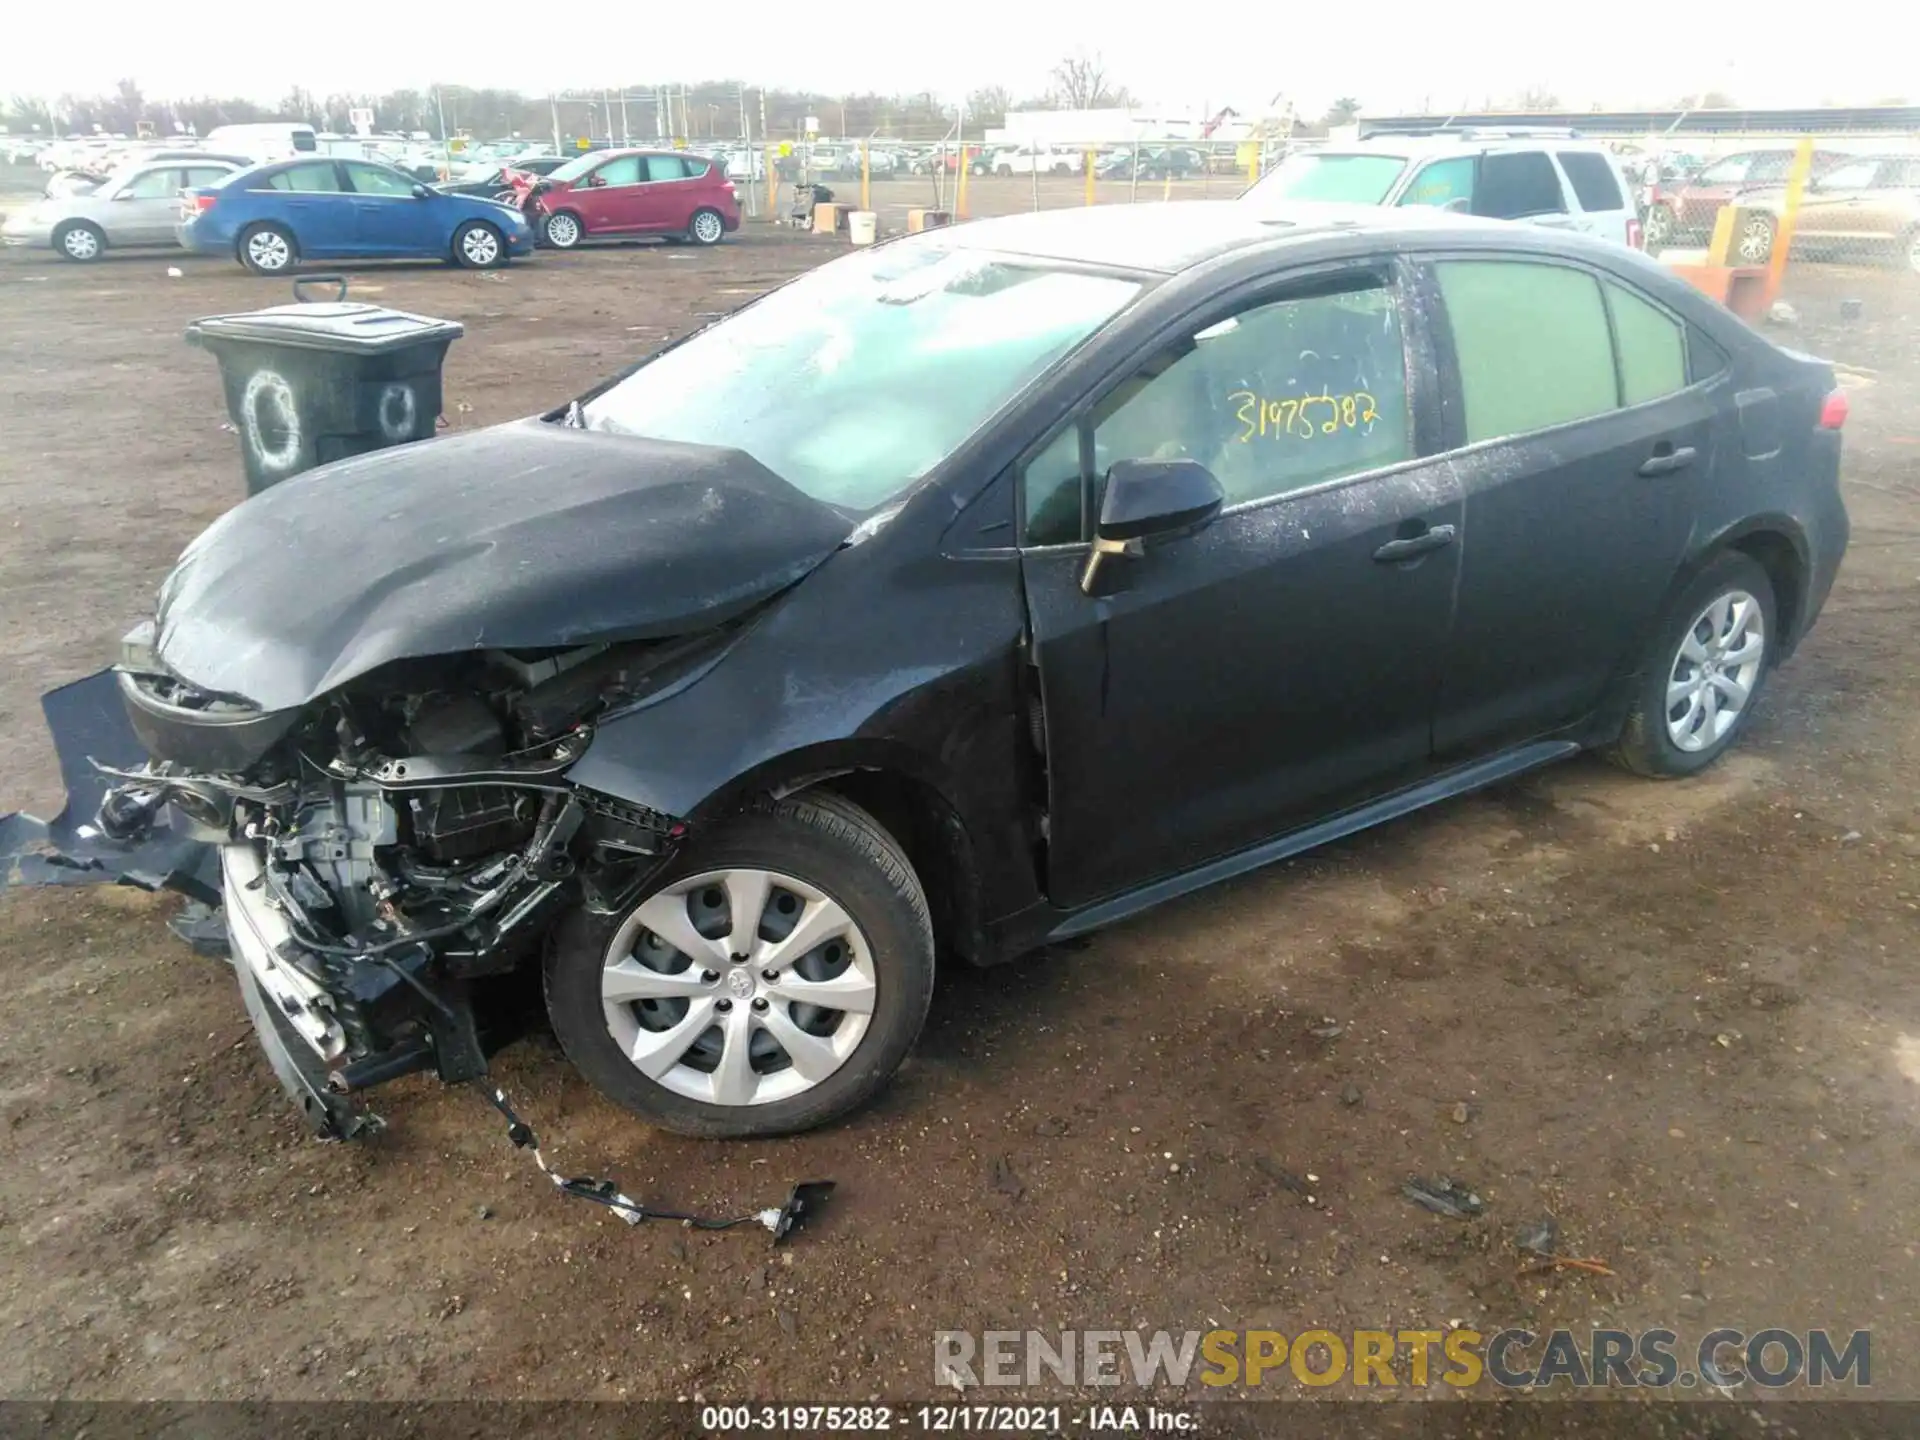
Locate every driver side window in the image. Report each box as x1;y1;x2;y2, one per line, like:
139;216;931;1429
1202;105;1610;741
1022;278;1415;545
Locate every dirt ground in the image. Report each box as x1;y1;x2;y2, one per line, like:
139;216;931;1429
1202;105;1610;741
2;198;1919;1421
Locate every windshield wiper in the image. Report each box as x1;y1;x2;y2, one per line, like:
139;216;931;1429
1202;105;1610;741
562;399;586;429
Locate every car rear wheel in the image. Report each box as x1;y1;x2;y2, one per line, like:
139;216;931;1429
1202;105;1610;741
54;221;104;262
239;223;296;275
452;219;506;269
688;207;726;246
1606;551;1777;779
1735;213;1776;265
544;793;935;1139
543;210;583;249
1642;202;1675;252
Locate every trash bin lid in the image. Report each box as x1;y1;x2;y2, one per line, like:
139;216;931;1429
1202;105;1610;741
186;302;465;355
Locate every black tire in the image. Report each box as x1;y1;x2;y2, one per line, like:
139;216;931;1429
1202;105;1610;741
542;209;584;249
53;220;105;262
1606;551;1777;779
452;219;507;269
544;792;935;1139
238;222;297;275
687;207;726;246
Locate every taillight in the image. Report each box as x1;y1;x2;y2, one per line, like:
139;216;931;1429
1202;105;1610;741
193;193;217;213
1627;217;1644;250
1818;389;1849;430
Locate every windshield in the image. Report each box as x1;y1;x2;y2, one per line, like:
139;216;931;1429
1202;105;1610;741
1247;152;1407;204
579;244;1142;512
548;152;602;183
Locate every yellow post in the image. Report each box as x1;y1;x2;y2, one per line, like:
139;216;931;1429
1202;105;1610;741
1767;136;1816;300
956;145;970;218
1245;143;1258;186
1162;167;1173;202
860;139;870;212
1706;204;1739;266
766;147;777;215
1085;149;1096;205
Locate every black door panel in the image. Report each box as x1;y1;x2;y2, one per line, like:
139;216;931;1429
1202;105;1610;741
1431;394;1708;756
1023;461;1462;910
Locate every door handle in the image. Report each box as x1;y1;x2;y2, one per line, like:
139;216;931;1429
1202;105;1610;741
1637;444;1697;477
1372;524;1457;563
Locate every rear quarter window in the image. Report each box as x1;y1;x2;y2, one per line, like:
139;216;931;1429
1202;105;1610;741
1557;152;1625;212
292;132;318;153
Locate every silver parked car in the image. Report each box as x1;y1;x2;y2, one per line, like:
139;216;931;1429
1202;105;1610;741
3;157;243;260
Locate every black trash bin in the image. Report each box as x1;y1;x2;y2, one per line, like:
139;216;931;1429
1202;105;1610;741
187;282;465;495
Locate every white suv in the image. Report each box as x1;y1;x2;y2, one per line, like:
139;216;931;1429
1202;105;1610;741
1243;131;1643;249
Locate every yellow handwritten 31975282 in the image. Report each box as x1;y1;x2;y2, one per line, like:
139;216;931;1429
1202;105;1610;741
1230;390;1379;443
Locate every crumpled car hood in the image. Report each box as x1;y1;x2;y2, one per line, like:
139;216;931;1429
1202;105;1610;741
152;421;851;711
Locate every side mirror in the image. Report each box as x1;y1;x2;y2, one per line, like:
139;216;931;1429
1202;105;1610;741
1081;458;1224;594
411;183;431;199
1442;196;1471;214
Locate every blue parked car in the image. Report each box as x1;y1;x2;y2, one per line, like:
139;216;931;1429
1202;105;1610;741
178;157;535;275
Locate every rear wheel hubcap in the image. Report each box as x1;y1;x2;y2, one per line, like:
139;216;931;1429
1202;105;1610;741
693;212;722;243
248;231;290;269
1666;590;1765;753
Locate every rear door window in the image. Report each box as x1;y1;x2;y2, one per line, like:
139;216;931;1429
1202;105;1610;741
182;165;232;189
1473;153;1567;220
1603;282;1687;406
643;154;691;182
259;162;344;193
1435;260;1615;442
1696;155;1755;185
1556;152;1625;212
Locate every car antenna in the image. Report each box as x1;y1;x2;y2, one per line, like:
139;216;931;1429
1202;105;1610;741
479;1085;834;1245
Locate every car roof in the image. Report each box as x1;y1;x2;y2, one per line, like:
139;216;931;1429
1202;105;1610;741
1315;133;1616;155
936;201;1518;275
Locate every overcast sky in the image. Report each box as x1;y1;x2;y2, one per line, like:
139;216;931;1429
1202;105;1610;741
3;0;1913;118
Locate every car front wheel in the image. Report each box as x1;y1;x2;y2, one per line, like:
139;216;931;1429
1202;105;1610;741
453;219;507;269
543;210;583;249
1607;551;1777;778
55;221;105;261
544;793;935;1138
239;223;296;275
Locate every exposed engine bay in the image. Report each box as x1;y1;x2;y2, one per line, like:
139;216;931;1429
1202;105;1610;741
99;628;706;1138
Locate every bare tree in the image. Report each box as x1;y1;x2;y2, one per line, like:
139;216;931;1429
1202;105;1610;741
1510;87;1562;110
1323;96;1362;126
966;86;1012;128
1049;51;1127;110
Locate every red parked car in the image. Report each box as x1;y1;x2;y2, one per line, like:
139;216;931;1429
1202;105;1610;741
527;148;741;249
1642;148;1840;255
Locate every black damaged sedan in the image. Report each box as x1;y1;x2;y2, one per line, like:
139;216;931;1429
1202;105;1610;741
94;202;1848;1140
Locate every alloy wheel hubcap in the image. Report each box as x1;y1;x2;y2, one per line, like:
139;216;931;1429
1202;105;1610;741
1738;223;1772;263
548;215;578;246
463;227;499;263
1666;590;1765;753
64;229;98;258
600;868;877;1106
694;212;722;243
249;232;290;269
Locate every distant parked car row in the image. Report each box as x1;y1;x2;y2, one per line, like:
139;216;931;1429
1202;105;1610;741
3;148;743;268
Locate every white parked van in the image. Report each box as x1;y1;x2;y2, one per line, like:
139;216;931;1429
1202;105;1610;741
202;123;320;164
